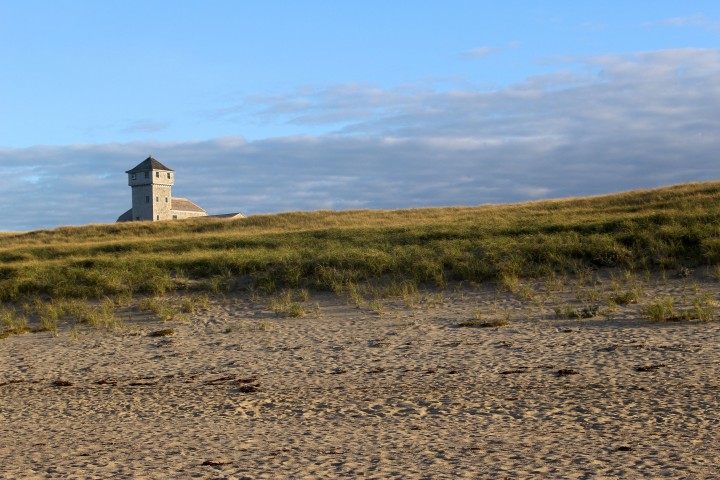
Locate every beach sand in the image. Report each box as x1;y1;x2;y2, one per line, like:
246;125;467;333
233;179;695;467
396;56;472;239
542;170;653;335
1;272;719;479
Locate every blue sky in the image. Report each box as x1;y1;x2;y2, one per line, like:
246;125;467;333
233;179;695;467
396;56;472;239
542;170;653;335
1;1;719;230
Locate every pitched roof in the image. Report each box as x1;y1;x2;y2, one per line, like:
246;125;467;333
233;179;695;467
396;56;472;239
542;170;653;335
116;208;133;222
207;212;245;219
172;197;206;213
126;156;174;173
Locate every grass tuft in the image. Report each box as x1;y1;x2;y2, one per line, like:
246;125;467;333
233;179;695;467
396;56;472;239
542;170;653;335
149;328;175;337
644;297;675;321
269;289;308;317
554;305;600;319
611;290;641;305
0;308;29;337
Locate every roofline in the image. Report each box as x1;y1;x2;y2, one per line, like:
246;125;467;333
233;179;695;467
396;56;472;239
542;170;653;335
126;156;174;173
172;197;206;213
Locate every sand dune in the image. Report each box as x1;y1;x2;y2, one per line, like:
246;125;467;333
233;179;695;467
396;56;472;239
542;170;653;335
1;274;719;479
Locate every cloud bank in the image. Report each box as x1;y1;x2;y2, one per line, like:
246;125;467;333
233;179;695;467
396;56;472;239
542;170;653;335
1;49;719;231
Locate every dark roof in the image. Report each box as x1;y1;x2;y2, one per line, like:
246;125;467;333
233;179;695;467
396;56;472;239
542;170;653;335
172;197;206;213
116;208;133;222
126;156;174;173
206;213;245;219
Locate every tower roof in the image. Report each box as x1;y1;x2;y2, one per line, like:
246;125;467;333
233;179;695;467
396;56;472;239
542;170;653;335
126;156;174;173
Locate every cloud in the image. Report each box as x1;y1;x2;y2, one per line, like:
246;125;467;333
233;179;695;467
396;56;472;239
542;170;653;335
644;14;720;32
1;48;719;231
230;83;435;128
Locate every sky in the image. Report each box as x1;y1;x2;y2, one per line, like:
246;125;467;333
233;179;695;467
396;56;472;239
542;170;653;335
1;1;719;231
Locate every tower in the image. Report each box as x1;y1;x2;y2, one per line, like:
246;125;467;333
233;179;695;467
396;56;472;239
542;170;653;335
126;156;175;221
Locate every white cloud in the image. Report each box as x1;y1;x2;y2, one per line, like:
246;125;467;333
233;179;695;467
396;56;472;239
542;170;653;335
1;48;719;231
645;14;720;32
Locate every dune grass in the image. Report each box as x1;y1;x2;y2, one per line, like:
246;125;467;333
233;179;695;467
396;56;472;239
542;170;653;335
0;182;718;304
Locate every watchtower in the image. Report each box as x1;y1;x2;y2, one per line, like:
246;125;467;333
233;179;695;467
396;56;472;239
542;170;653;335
126;156;175;221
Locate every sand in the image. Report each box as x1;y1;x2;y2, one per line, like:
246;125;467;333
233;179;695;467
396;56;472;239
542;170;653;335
1;272;719;479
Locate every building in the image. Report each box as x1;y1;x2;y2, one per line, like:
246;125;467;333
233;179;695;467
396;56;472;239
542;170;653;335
117;157;243;222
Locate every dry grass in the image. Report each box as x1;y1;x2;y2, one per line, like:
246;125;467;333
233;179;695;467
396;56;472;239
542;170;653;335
148;328;175;337
0;181;718;304
269;289;312;317
643;294;717;322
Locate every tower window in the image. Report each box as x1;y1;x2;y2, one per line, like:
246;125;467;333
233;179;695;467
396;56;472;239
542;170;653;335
167;173;171;179
146;195;150;203
144;172;149;178
131;173;136;180
156;196;159;202
156;171;160;178
165;197;168;203
157;215;159;220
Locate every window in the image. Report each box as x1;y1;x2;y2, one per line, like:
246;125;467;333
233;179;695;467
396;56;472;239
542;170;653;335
135;216;140;220
156;196;159;202
131;173;136;180
167;173;171;179
144;171;149;178
165;197;168;203
156;215;160;220
145;196;150;203
173;215;178;220
156;171;160;178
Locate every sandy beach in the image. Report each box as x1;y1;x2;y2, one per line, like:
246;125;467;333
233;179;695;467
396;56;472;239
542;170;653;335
1;272;719;479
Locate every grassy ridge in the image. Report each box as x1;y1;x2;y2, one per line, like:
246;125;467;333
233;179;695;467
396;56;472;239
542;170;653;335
0;181;719;301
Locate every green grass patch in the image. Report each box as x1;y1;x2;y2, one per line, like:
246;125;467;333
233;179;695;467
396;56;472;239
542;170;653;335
0;182;718;302
269;289;310;317
610;289;641;305
554;305;600;319
644;295;717;322
644;297;676;321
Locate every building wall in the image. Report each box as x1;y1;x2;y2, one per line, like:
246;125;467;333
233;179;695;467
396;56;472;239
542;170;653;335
171;210;208;220
153;184;173;221
128;170;174;188
131;184;154;220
